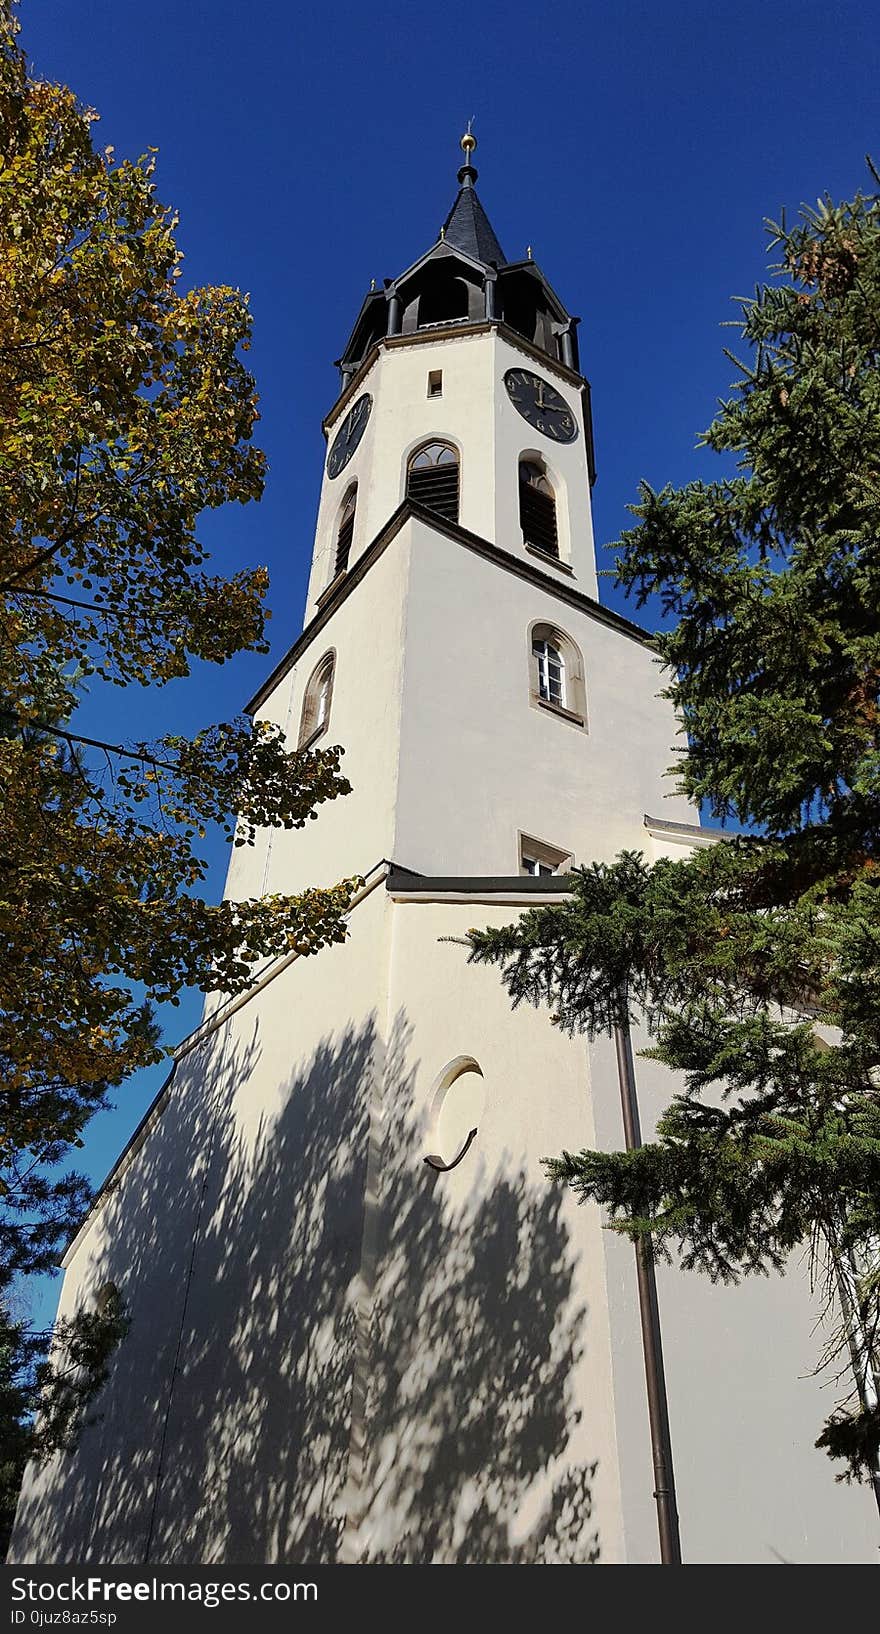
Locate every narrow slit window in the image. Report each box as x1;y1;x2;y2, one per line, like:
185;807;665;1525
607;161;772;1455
406;441;459;523
427;370;443;398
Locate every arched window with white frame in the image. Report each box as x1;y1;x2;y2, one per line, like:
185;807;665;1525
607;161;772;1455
334;484;357;577
298;651;335;748
533;632;565;707
528;622;587;726
406;440;460;523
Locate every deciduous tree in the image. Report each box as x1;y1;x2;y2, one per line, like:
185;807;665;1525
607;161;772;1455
0;2;354;1541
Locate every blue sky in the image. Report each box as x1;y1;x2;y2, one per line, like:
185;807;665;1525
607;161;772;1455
16;0;880;1321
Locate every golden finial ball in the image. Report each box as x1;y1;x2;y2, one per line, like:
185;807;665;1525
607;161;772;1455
460;130;477;158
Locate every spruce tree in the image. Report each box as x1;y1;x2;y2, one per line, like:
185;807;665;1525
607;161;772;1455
467;172;880;1513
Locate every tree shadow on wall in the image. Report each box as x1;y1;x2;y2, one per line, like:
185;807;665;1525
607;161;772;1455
356;1013;598;1564
12;1008;598;1565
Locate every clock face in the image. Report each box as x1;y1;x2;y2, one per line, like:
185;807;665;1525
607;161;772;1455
504;369;578;443
326;392;372;478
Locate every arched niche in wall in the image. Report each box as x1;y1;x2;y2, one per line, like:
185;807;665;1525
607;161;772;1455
95;1280;121;1315
63;1281;127;1391
424;1056;486;1171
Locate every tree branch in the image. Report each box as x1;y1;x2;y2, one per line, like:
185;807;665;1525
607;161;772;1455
7;716;178;773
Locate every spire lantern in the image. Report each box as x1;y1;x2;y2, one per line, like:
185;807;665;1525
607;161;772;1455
334;130;590;388
458;121;478;188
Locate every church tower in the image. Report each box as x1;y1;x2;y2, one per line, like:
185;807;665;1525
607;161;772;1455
11;138;878;1568
232;129;689;909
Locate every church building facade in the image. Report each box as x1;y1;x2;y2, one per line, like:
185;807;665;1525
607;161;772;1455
11;137;877;1566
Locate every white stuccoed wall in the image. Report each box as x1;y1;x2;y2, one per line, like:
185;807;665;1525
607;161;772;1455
394;516;691;875
13;879;878;1564
235;509;689;905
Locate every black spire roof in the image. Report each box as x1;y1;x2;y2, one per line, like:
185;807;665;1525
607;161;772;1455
440;157;506;266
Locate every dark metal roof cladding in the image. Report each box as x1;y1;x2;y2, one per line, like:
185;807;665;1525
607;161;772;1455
440;161;506;267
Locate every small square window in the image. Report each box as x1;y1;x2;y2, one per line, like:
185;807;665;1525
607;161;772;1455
427;370;443;398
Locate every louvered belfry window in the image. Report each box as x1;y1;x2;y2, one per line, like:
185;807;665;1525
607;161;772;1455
519;460;558;557
335;486;357;576
406;442;460;523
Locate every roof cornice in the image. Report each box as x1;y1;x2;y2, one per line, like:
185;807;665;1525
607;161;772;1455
385;868;572;902
643;814;723;849
324;319;587;434
393;239;494;290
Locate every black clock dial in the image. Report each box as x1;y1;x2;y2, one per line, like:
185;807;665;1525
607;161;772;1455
504;369;578;443
326;392;373;478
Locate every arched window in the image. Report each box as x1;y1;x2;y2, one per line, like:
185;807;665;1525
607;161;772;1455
334;484;357;577
529;623;587;726
418;275;470;329
532;632;565;707
519;459;558;558
298;652;335;748
406;441;460;523
501;276;539;343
